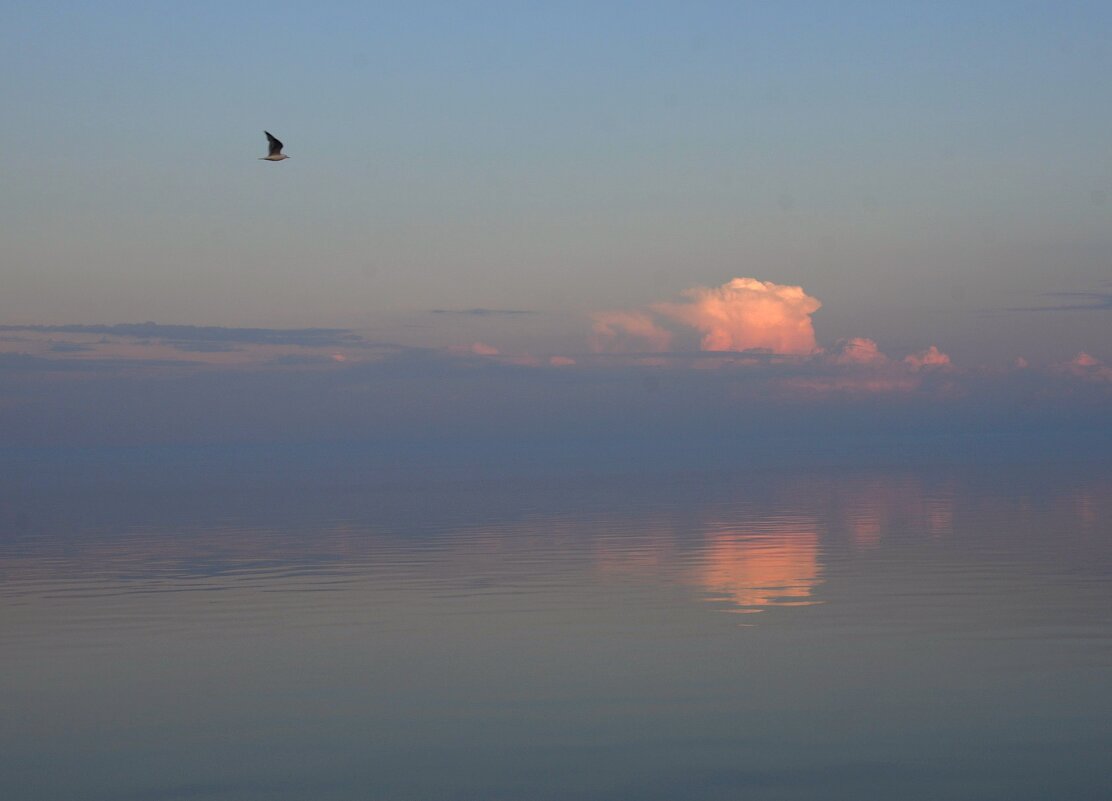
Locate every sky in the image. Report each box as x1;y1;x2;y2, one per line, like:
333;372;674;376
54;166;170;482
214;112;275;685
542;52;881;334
2;1;1111;448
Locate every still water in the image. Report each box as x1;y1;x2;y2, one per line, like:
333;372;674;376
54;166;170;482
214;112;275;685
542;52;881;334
2;453;1111;800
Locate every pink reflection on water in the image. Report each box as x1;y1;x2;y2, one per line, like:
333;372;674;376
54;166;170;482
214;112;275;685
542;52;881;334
693;518;823;612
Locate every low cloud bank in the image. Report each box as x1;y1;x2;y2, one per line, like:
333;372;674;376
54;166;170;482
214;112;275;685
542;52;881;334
1;339;1109;450
587;277;957;395
1;282;1109;451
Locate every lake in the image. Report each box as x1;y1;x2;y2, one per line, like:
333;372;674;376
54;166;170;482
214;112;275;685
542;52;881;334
2;447;1110;800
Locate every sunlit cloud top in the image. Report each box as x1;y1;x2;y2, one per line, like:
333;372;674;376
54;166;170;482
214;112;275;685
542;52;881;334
655;278;822;354
593;277;821;355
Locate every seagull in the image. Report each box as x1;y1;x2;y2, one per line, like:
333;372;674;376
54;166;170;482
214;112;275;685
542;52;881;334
260;131;289;161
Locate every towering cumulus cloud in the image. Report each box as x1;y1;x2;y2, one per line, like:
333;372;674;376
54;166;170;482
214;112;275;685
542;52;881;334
592;277;822;354
655;278;821;354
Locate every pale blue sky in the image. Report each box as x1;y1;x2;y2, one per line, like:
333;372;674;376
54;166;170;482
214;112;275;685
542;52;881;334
3;1;1111;362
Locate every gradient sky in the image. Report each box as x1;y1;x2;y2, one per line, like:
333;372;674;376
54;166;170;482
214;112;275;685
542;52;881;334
2;2;1111;447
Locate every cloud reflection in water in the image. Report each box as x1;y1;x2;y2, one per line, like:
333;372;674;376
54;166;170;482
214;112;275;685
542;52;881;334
693;518;823;613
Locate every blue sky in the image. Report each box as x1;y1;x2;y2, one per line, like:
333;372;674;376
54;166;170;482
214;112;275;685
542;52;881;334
2;2;1111;447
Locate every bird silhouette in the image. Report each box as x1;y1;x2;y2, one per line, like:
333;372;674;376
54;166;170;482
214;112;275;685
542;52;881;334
260;131;289;161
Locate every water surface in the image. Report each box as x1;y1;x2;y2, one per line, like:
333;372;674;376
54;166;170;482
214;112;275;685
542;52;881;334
3;454;1111;800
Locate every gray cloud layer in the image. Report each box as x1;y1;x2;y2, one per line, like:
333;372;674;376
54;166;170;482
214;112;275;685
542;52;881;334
1000;291;1112;313
429;308;537;317
0;323;363;348
1;342;1109;452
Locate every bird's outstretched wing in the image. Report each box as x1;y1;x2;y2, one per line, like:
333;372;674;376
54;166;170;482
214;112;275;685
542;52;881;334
264;131;284;157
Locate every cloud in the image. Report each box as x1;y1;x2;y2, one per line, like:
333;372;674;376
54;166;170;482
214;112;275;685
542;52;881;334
1000;291;1112;313
584;277;956;399
48;342;96;353
2;298;1109;452
1;334;1111;452
1059;352;1112;382
591;278;821;355
0;323;360;348
904;345;951;370
590;310;674;353
429;308;536;317
0;323;409;370
653;278;822;354
776;374;920;397
267;354;339;367
466;342;500;356
170;341;242;353
822;337;889;366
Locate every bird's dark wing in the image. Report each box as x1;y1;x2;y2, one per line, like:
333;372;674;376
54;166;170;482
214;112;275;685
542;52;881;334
264;131;284;156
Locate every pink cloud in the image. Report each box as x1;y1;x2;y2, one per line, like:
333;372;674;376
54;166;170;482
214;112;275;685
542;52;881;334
1059;352;1112;382
823;337;889;366
589;310;673;353
591;277;822;355
904;345;951;370
549;356;576;366
654;277;821;354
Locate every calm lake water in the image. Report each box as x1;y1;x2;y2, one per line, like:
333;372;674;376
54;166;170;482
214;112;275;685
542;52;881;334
3;449;1111;800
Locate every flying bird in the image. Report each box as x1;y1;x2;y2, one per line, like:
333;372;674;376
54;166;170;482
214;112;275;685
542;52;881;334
260;131;289;161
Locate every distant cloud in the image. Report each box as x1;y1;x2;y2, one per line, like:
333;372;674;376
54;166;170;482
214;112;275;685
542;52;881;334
429;308;537;317
592;277;821;355
998;291;1112;313
590;310;674;353
2;293;1110;451
0;322;411;370
267;354;339;367
904;345;951;371
822;337;889;366
1;332;1110;450
654;278;821;354
1058;352;1112;382
170;341;242;353
0;352;185;373
0;323;361;348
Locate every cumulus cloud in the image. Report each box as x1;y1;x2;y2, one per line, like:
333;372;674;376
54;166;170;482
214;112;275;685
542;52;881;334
904;345;951;370
823;337;889;366
591;277;821;355
654;277;821;354
590;310;674;353
1059;352;1112;382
